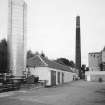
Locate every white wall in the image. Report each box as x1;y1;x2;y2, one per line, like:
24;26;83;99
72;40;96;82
56;71;58;85
27;67;75;86
64;72;74;82
28;67;51;86
49;68;74;84
88;53;101;71
102;51;105;62
85;71;105;82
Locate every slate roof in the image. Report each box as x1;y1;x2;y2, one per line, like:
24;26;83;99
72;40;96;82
27;55;73;72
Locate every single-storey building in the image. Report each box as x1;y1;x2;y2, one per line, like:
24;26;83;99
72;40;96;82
26;54;76;86
85;71;105;82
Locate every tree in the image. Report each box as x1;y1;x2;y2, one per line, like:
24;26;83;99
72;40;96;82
55;58;75;67
69;60;75;67
99;63;103;71
55;58;70;66
41;51;45;57
81;64;86;73
27;50;34;59
86;67;89;71
0;39;8;73
81;64;86;79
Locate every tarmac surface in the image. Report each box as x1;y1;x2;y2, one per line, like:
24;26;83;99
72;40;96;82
0;80;105;105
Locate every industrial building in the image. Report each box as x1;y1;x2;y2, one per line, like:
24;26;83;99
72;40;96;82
85;47;105;81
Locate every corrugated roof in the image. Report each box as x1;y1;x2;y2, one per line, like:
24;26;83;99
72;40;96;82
27;55;72;72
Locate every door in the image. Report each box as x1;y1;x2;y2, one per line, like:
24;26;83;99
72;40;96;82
58;72;60;84
62;72;64;83
51;70;56;86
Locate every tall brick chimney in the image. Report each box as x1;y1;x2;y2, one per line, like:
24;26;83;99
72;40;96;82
75;16;81;78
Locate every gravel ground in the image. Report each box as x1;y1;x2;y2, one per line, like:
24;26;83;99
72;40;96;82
0;80;105;105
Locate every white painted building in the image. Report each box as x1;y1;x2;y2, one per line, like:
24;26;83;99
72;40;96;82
88;47;105;71
86;47;105;82
26;54;76;86
88;52;102;71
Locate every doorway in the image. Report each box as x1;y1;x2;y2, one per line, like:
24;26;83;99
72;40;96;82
51;70;56;86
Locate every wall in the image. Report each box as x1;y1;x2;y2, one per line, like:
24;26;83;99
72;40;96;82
85;71;105;82
88;53;101;71
27;67;51;86
64;72;74;82
102;50;105;62
48;68;74;85
27;67;75;86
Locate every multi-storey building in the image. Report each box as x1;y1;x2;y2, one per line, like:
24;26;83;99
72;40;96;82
8;0;27;79
88;47;105;71
85;47;105;82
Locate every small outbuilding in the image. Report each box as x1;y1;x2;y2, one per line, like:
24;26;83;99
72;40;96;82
26;54;76;86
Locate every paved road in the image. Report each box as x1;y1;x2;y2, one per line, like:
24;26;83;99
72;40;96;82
0;80;105;105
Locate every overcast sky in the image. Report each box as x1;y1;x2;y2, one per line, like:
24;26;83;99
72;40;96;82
0;0;105;66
